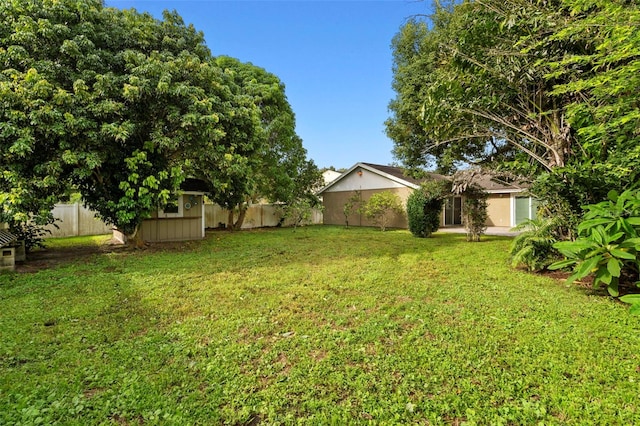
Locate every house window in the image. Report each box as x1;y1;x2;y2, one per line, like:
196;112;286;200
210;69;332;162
514;196;539;225
160;195;183;218
444;196;462;225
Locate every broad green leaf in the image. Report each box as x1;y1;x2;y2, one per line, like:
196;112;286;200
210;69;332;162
628;304;640;316
548;259;577;270
607;280;619;297
606;257;622;277
620;294;640;304
578;218;611;233
609;247;637;260
575;255;602;280
596;267;612;285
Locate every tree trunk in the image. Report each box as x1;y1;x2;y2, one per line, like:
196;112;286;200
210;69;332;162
234;204;248;231
124;224;145;249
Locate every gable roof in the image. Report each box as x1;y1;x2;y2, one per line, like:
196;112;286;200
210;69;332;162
180;178;209;194
0;229;17;247
465;173;529;193
317;162;447;194
360;163;448;186
318;162;527;195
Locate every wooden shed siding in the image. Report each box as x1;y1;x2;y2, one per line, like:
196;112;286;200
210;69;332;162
140;195;205;242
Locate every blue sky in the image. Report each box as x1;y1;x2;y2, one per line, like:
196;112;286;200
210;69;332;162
105;0;432;170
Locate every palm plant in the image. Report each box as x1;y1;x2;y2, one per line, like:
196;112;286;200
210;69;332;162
510;217;563;271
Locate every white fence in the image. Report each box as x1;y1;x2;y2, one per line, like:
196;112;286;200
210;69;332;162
205;204;323;229
43;203;323;238
45;204;113;237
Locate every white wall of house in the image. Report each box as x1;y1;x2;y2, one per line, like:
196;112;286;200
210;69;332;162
326;167;409;193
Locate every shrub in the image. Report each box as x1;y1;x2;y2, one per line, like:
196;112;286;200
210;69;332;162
549;189;640;298
342;190;362;228
461;185;488;242
363;191;404;231
407;180;446;238
510;217;563;271
282;198;321;229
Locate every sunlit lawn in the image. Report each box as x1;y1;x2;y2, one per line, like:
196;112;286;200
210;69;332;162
1;226;639;424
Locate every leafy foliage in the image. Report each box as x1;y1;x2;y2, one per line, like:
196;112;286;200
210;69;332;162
406;180;448;238
549;190;640;297
510;217;563;271
195;57;321;231
451;170;488;242
342;190;363;228
362;191;404;232
0;1;319;242
281;198;321;229
461;187;488;243
386;0;640;237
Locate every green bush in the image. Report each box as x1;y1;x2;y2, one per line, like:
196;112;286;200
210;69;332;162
342;190;362;228
549;189;640;298
363;191;404;231
407;181;446;238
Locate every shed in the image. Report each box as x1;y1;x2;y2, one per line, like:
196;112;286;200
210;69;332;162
0;229;18;271
113;178;208;244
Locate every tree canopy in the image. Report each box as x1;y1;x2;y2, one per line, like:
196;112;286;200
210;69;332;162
387;0;640;208
0;0;318;237
192;56;321;230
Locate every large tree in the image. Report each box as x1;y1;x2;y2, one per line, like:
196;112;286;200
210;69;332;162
1;0;321;241
387;0;640;223
193;56;321;230
387;0;579;174
1;1;241;238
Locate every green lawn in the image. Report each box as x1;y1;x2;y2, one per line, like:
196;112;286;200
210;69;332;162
1;226;639;425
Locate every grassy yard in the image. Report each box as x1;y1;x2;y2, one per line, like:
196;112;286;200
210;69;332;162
1;226;640;425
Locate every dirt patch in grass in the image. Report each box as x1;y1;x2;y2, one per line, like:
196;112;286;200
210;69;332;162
15;238;199;273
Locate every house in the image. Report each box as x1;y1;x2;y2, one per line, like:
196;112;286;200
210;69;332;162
113;178;208;243
318;163;535;229
322;169;342;186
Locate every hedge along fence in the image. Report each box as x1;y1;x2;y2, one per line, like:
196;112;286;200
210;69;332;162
38;203;324;238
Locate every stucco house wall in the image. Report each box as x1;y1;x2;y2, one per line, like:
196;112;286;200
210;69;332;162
323;187;411;228
486;193;511;227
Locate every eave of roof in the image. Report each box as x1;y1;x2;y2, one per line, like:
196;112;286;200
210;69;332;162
0;229;18;247
317;162;448;194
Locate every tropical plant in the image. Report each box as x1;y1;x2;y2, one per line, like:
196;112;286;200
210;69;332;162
362;191;404;232
510;217;563;271
406;180;448;238
549;190;640;297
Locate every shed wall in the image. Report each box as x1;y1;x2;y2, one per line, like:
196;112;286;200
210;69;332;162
140;195;204;242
